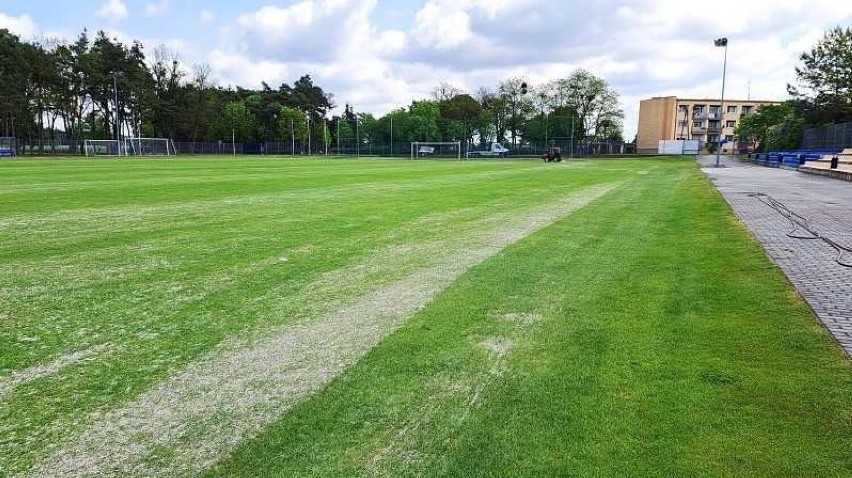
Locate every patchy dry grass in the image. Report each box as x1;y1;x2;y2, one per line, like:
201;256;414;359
1;157;849;477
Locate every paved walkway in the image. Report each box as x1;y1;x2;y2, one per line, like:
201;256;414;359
700;156;852;356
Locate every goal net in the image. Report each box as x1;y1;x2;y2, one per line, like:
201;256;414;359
84;139;122;157
125;138;177;156
410;142;462;160
0;137;16;157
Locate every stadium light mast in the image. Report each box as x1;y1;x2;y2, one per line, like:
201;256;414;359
356;115;360;159
112;72;122;156
714;37;728;168
306;114;311;156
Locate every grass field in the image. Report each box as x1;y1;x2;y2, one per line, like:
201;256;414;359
0;156;850;477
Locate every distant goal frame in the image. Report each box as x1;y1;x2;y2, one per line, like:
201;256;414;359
410;141;462;160
124;137;178;157
84;138;178;157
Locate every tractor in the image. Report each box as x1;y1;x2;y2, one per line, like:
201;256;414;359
541;146;563;162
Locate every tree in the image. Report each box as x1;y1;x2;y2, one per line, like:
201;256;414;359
149;44;185;139
498;77;534;148
0;29;33;139
439;93;481;143
187;63;213;142
212;101;253;141
789;27;852;124
476;88;506;146
277;106;308;149
406;100;441;141
432;82;462;102
735;102;803;152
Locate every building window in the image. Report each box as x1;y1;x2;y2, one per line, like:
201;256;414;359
709;106;722;114
725;135;734;142
742;106;754;115
727;105;738;114
726;120;736;128
693;121;704;128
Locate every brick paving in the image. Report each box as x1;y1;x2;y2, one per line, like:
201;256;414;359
700;156;852;356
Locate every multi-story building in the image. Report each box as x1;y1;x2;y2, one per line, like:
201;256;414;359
636;96;780;154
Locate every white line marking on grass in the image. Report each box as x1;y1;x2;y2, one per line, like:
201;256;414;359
0;345;110;398
26;183;619;478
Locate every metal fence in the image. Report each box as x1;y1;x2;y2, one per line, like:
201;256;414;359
801;122;852;150
5;138;625;159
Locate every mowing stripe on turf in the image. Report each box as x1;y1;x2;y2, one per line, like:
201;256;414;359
0;344;110;398
26;183;620;478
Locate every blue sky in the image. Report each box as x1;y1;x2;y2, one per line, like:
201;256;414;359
3;0;852;137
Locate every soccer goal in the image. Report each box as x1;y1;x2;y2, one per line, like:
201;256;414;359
124;138;177;156
84;139;122;157
410;141;462;160
0;137;16;157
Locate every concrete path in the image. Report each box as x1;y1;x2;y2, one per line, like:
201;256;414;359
700;155;852;356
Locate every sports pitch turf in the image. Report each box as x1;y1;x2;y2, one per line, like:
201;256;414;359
0;156;850;476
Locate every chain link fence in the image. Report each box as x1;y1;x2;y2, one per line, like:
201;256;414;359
6;139;626;159
801;122;852;150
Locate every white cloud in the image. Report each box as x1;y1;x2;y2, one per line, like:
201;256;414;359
145;1;169;17
200;9;215;23
97;0;129;21
0;12;37;37
188;0;852;138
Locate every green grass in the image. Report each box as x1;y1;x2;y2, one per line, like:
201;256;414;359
0;156;849;477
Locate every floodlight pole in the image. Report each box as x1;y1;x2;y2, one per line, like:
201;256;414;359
356;117;360;159
569;115;574;159
307;116;311;156
324;120;328;156
390;116;393;156
291;118;295;156
336;120;340;156
715;37;728;168
113;72;121;156
539;93;548;148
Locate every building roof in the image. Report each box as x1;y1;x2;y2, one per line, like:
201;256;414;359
677;98;780;104
641;96;780;104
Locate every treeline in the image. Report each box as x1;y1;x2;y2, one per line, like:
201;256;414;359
0;27;624;153
736;27;852;151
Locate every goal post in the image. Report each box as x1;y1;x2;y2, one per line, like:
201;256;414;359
410;141;462;160
84;139;122;157
0;137;16;157
124;137;177;156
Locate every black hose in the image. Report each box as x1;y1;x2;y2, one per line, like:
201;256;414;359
750;192;852;268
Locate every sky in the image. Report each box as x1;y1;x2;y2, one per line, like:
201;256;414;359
2;0;852;138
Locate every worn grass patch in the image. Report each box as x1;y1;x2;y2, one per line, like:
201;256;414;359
1;156;849;477
205;159;851;477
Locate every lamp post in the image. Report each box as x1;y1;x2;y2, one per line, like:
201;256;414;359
112;72;122;156
569;114;574;160
306;114;311;156
714;37;728;168
539;92;548;148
